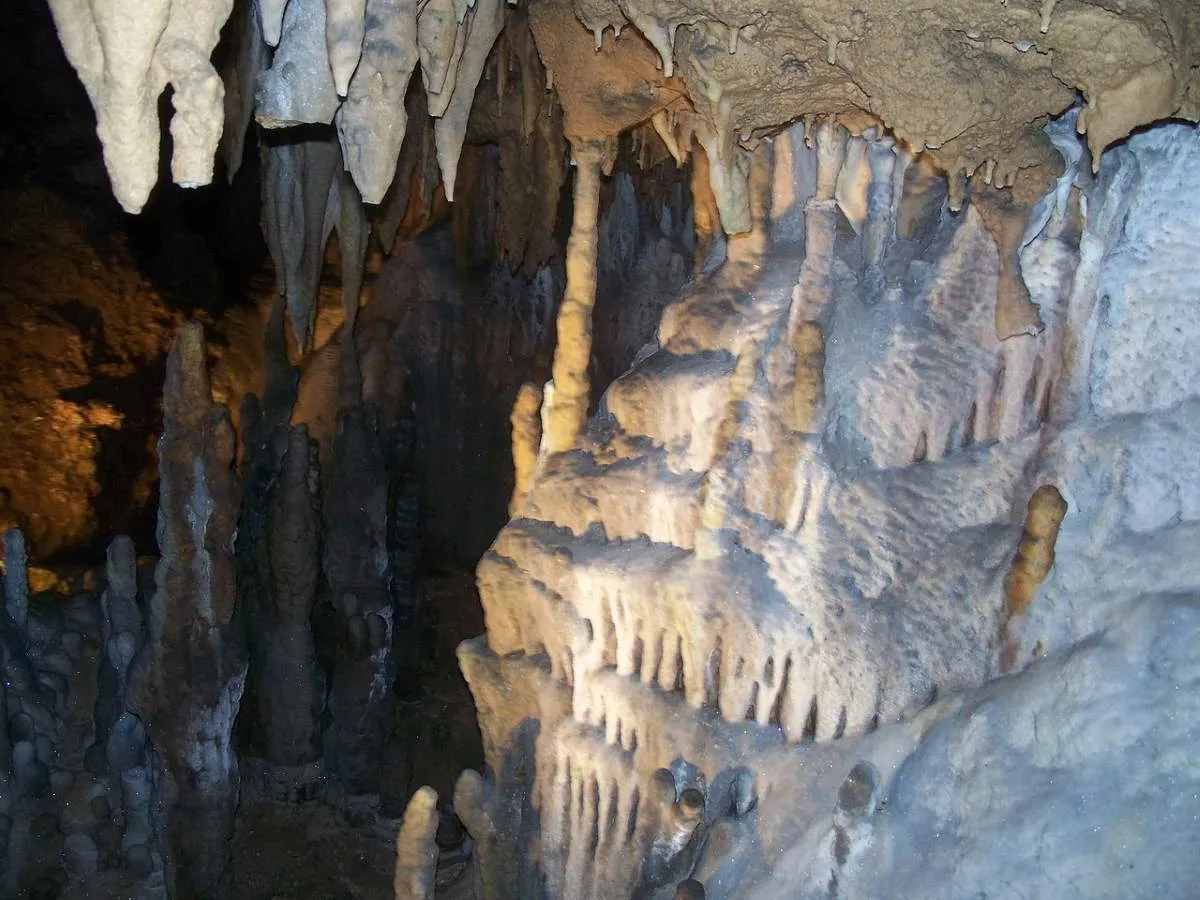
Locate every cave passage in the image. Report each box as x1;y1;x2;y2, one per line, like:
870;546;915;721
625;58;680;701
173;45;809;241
1;0;1199;898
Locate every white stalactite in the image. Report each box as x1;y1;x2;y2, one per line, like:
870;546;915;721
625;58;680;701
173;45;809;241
46;0;232;213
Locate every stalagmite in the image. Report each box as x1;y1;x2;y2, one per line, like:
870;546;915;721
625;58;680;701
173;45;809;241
93;536;145;777
509;383;544;515
130;321;245;898
1000;485;1068;671
2;530;28;633
321;329;395;790
543;141;604;454
46;0;232;212
336;0;421;204
257;426;323;765
393;787;440;900
432;0;506;200
256;0;340;127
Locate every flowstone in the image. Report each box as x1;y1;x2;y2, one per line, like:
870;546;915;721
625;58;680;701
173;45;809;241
447;120;1200;898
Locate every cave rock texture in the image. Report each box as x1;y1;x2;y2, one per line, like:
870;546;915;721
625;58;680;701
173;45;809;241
131;322;246;899
30;0;1200;898
460;115;1200;900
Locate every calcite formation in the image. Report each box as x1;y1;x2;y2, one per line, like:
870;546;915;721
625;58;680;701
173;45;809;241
33;0;1200;896
46;0;233;213
451;120;1200;897
130;322;246;899
541;140;604;455
50;0;1198;242
0;533;159;898
393;786;440;900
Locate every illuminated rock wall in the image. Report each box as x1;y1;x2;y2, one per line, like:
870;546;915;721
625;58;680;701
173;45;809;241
453;120;1200;899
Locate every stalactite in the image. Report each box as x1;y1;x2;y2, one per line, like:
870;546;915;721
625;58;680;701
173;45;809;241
220;0;267;180
261;128;340;352
336;169;369;321
376;89;435;254
326;0;369;96
46;0;231;212
258;0;287;45
336;0;420;204
788;121;847;328
261;130;367;353
693;106;752;236
417;0;459;98
255;0;340;126
432;0;506;200
862;132;898;303
973;188;1046;340
543;140;604;454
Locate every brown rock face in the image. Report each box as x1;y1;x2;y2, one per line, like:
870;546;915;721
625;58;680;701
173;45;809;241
0;186;178;560
537;0;1197;234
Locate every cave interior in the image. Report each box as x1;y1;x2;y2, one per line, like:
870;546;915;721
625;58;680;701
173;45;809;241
0;0;1199;897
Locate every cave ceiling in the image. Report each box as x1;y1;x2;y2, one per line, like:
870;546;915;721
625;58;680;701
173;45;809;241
46;0;1200;228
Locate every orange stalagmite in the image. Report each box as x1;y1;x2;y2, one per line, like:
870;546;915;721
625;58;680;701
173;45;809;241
509;382;544;516
1001;485;1068;671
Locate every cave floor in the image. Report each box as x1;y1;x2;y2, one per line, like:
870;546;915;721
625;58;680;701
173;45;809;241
230;569;485;899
